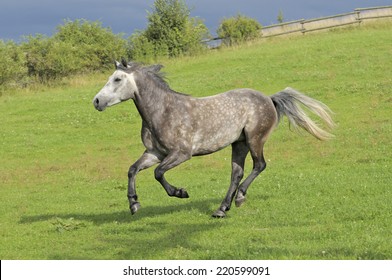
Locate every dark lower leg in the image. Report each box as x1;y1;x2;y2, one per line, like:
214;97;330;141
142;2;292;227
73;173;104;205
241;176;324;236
154;151;191;198
155;169;189;198
235;157;266;207
212;166;243;218
127;152;160;214
212;142;248;218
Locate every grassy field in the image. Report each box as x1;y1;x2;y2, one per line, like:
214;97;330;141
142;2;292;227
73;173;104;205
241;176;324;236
1;22;391;260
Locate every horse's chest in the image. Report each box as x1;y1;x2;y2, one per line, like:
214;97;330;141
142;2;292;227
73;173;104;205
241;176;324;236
141;122;191;155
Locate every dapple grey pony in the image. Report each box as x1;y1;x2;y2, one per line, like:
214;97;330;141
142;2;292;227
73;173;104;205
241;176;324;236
92;60;334;218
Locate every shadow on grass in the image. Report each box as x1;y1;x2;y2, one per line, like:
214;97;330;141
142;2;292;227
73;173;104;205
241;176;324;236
19;197;221;225
19;198;228;259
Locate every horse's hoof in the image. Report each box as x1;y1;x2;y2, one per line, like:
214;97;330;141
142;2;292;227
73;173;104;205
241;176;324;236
130;202;141;215
212;209;226;218
235;195;246;207
176;188;189;199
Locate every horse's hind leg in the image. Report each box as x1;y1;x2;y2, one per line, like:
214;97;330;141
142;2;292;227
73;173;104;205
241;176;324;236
235;137;267;208
212;141;249;218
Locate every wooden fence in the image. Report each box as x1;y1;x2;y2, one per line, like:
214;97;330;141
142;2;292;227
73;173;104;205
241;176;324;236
261;5;392;38
205;5;392;46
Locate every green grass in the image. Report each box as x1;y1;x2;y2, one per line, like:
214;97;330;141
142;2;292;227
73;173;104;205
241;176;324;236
1;22;391;259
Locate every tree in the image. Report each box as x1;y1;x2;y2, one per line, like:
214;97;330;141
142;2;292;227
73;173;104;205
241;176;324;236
129;0;209;61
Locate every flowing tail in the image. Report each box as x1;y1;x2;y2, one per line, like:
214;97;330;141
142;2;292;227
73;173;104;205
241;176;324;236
271;87;335;140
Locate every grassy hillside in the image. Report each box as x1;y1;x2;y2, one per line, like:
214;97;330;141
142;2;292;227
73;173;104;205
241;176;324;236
1;22;391;259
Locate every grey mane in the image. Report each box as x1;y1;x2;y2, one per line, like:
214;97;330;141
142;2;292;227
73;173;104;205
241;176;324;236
116;60;188;96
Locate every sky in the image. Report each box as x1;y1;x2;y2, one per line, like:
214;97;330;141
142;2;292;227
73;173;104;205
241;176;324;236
1;0;391;42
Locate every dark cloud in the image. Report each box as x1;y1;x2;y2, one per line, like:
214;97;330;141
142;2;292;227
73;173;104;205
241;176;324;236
0;0;154;41
1;0;391;41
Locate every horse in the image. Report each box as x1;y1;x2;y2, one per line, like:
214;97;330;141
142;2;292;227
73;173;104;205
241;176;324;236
92;59;334;218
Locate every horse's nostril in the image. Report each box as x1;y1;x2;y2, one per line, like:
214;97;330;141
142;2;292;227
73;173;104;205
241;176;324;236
95;98;99;105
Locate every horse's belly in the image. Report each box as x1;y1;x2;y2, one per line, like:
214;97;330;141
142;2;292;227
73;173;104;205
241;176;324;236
191;127;244;155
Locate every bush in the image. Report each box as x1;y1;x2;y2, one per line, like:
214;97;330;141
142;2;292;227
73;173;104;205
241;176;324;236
22;35;78;82
129;31;169;62
129;0;209;61
0;40;27;87
1;6;210;88
22;20;128;83
217;14;262;46
55;19;128;70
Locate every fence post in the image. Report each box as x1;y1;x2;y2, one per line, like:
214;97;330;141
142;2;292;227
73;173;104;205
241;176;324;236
301;20;306;34
355;9;362;26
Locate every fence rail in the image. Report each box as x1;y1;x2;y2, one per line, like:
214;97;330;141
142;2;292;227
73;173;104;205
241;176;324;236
261;5;392;38
205;5;392;46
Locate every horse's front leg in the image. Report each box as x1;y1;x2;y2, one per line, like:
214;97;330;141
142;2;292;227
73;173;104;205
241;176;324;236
128;151;160;214
154;150;192;199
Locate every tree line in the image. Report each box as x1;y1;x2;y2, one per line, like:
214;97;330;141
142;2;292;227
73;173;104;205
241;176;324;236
0;0;261;88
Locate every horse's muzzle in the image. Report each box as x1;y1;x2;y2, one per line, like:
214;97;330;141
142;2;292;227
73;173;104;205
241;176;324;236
93;97;104;111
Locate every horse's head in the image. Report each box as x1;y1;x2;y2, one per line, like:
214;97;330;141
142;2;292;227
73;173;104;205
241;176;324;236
92;60;138;111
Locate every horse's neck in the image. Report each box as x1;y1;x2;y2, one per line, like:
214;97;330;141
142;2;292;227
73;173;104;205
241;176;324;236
133;86;175;125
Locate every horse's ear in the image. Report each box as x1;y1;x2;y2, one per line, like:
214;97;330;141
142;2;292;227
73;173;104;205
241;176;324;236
121;58;128;68
114;60;121;69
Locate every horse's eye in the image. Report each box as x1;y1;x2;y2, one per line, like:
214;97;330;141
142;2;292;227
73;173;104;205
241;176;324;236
114;78;122;82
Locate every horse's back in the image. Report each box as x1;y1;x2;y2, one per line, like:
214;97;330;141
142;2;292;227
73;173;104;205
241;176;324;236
223;88;278;136
189;89;277;155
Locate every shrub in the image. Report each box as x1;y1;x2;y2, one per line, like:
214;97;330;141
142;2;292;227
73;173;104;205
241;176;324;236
0;40;27;87
22;35;80;82
54;19;128;70
217;14;262;46
129;0;209;61
129;31;168;62
21;20;128;83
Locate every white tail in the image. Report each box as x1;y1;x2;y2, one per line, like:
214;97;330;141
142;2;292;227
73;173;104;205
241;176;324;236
271;87;335;140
